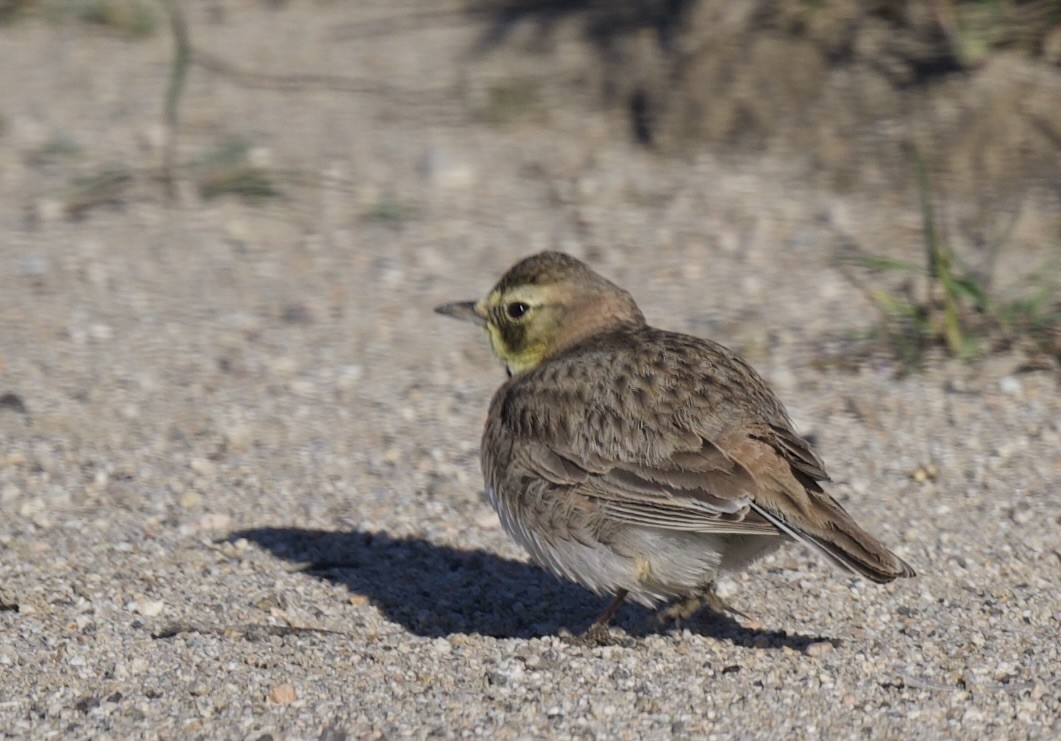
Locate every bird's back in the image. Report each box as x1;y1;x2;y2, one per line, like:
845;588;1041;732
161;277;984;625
498;323;797;453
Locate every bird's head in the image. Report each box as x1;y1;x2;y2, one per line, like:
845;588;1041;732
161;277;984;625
435;251;645;376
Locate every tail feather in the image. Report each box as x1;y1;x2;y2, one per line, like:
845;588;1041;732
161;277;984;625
752;503;915;583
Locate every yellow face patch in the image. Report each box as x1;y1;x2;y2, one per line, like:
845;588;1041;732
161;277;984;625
478;287;554;374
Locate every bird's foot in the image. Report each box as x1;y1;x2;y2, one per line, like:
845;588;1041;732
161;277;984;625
701;585;749;620
654;595;702;630
559;623;634;648
655;584;749;630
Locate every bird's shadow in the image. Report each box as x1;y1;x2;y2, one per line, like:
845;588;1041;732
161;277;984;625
231;526;831;650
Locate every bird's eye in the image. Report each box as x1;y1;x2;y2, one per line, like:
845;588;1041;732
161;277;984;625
506;301;530;319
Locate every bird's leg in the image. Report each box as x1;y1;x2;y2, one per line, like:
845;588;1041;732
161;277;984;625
577;589;628;645
593;589;628;626
700;583;748;619
655;594;703;627
656;583;748;629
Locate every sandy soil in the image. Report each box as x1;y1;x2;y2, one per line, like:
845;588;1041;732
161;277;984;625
0;2;1058;737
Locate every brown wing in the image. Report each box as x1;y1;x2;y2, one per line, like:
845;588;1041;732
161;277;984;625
516;434;777;535
726;429;915;582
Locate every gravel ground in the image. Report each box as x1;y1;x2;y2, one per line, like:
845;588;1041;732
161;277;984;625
1;3;1058;738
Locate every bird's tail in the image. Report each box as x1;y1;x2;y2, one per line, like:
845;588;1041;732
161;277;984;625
753;499;916;583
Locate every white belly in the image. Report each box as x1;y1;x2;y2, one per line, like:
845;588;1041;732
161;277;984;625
487;487;782;607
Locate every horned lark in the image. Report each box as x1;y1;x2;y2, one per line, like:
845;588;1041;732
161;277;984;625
436;251;914;638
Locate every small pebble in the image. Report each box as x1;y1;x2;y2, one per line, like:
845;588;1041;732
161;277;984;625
474;508;500;529
178;491;202;508
998;376;1022;396
196;513;232;531
136;600;165;618
268;684;297;704
805;641;835;657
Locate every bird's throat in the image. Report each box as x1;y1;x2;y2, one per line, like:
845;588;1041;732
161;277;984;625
486;323;547;375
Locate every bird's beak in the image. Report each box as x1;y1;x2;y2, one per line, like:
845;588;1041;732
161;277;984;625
434;300;487;327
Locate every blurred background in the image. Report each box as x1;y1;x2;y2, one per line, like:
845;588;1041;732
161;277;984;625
1;0;1057;372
